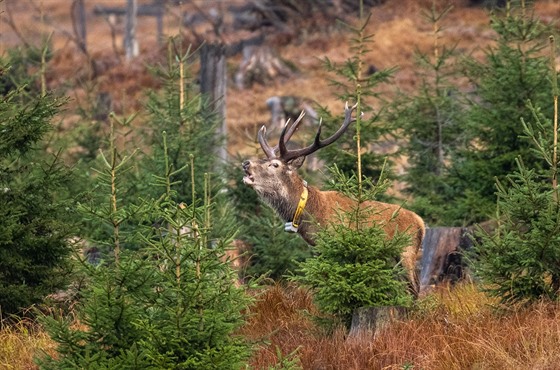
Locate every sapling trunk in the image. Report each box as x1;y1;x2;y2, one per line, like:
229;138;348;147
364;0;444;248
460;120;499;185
550;36;558;200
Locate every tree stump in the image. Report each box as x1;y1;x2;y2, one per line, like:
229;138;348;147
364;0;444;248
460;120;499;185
348;306;408;339
234;45;294;89
419;227;473;295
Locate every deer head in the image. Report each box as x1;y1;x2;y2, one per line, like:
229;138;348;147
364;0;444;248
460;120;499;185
242;103;357;219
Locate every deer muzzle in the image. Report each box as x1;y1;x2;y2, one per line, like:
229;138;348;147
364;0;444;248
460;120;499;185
242;160;255;185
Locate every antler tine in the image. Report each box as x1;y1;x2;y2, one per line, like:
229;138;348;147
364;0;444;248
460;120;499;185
285;110;306;142
281;102;357;163
257;110;306;159
278;110;306;158
258;126;277;159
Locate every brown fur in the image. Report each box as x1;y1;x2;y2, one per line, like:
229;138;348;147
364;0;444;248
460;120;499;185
242;158;425;295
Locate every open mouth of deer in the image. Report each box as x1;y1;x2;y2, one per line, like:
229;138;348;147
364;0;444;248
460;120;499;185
243;171;255;185
242;161;255;185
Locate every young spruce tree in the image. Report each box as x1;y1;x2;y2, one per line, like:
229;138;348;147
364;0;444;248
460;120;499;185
39;120;250;369
39;43;251;368
292;13;412;328
474;37;560;305
137;40;218;204
389;4;464;226
451;0;555;225
318;15;397;184
0;57;74;318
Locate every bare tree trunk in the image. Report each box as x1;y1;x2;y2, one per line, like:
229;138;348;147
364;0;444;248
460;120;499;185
72;0;87;55
154;0;164;45
200;42;227;164
124;0;138;60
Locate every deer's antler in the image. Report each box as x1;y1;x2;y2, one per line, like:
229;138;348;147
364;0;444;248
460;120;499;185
258;110;306;159
279;102;357;162
258;103;357;162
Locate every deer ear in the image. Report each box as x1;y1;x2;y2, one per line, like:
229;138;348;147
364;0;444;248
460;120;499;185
288;156;305;169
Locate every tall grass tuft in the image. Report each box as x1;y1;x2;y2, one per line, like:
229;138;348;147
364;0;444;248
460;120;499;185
0;317;56;370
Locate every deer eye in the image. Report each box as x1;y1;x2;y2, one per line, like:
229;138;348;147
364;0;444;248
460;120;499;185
271;162;279;168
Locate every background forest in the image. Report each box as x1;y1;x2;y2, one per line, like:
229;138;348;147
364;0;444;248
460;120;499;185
1;0;560;369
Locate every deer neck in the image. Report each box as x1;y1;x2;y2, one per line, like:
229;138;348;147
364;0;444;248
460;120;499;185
285;180;308;233
260;178;309;224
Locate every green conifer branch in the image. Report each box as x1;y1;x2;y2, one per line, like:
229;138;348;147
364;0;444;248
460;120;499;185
549;36;558;199
95;114;138;264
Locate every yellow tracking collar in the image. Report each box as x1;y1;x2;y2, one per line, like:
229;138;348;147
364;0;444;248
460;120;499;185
285;180;308;233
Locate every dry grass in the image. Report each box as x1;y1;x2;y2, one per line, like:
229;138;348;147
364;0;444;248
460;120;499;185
2;283;560;369
243;283;560;370
0;318;56;370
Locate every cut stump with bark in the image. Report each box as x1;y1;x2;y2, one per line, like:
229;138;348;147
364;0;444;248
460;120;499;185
349;306;408;339
234;45;294;89
419;227;473;295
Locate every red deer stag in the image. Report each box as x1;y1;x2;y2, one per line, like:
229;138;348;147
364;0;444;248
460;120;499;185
242;103;425;294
